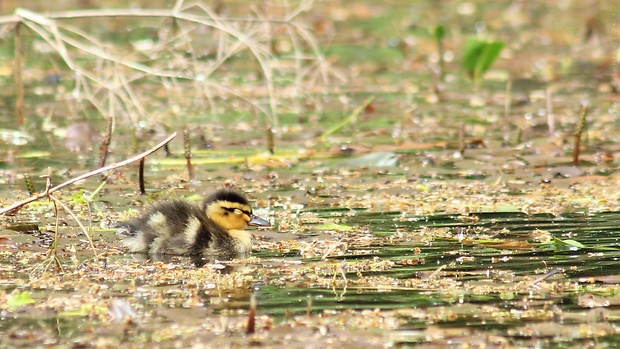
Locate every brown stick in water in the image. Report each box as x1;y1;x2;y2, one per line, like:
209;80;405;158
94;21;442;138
0;132;177;215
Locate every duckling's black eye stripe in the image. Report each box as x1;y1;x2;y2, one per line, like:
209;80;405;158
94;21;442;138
223;207;251;216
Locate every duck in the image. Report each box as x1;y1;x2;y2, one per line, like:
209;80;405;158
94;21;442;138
115;188;270;260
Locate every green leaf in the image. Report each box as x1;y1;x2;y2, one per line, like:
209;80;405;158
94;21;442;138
540;237;586;252
463;38;485;72
540;237;619;252
462;37;504;81
8;291;36;311
476;41;504;75
552;237;586;249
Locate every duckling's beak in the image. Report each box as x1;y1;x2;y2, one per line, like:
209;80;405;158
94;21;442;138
248;214;270;227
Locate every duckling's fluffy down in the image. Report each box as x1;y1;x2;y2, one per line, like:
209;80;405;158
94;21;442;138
116;200;250;259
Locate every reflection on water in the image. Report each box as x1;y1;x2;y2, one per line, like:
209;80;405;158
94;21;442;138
246;210;620;317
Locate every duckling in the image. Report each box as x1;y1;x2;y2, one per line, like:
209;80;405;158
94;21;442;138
115;188;270;259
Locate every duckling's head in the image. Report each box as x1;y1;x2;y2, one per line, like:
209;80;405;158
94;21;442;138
204;189;270;230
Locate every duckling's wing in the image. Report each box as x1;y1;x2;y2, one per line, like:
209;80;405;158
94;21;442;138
117;201;207;255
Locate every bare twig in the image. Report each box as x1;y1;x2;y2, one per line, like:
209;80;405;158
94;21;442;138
573;105;588;166
246;293;256;334
0;132;177;215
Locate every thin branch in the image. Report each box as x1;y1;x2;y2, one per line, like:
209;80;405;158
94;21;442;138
0;132;177;215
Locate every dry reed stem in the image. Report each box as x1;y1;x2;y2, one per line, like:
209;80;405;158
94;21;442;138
183;130;195;181
573;105;588;166
13;22;24;128
98;117;113;169
3;4;337;131
246;292;256;334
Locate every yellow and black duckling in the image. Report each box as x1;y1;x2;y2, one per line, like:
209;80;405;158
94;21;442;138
115;188;270;259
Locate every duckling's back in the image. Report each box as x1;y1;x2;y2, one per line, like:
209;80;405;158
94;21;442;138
116;200;240;258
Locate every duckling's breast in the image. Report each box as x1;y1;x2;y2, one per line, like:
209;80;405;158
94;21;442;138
227;229;252;254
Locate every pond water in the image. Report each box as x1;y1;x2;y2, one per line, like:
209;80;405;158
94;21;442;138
2;200;620;347
1;0;619;347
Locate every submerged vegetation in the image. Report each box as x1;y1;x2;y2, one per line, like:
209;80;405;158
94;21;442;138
0;0;619;347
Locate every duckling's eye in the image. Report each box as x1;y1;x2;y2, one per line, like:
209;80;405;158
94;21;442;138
223;207;251;216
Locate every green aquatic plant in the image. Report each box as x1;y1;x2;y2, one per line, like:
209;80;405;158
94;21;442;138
69;189;88;206
8;291;35;311
541;237;618;252
462;37;504;82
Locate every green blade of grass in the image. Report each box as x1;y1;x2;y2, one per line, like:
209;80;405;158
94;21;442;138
320;96;375;141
